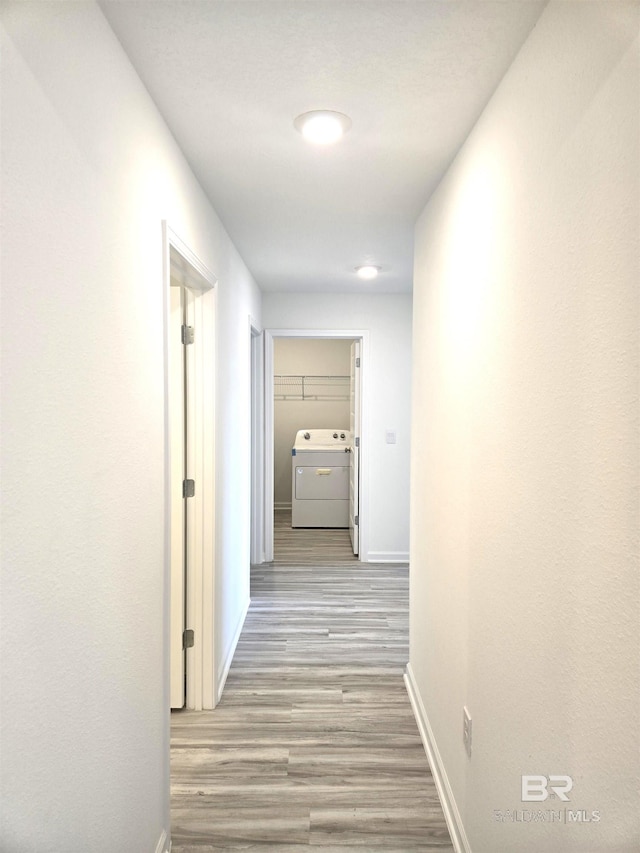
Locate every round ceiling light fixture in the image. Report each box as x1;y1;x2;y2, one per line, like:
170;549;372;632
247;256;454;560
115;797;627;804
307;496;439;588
356;265;380;281
294;110;352;145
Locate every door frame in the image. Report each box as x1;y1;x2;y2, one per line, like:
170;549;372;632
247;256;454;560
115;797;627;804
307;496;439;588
349;340;361;557
263;328;369;562
250;319;265;565
163;222;217;711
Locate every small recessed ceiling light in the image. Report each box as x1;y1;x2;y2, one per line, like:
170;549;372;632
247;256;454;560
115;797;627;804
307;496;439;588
356;265;379;280
294;110;352;145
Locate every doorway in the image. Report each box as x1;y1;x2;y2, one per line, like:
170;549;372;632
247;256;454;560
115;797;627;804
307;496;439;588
164;224;217;711
263;329;369;563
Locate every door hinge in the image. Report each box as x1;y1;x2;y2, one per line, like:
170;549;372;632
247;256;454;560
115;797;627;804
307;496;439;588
181;324;194;345
356;357;360;368
183;629;194;649
183;478;195;498
355;436;360;448
355;515;359;526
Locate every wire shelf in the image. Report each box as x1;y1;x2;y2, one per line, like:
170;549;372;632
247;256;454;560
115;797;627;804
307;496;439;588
274;374;349;401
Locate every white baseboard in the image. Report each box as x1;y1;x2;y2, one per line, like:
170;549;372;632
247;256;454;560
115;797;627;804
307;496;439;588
216;596;250;703
155;828;170;853
404;663;472;853
366;550;409;563
274;501;292;511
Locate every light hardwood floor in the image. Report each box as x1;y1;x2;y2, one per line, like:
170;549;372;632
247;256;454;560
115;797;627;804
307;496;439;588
171;511;453;851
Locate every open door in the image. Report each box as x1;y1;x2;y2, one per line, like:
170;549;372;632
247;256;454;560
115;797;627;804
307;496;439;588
349;341;361;556
169;284;185;708
164;225;217;710
169;283;195;709
250;323;264;565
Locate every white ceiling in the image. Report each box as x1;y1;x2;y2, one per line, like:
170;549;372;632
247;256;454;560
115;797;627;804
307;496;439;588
101;1;545;294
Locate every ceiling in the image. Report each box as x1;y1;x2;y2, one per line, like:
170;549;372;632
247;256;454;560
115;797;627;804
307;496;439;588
100;1;545;294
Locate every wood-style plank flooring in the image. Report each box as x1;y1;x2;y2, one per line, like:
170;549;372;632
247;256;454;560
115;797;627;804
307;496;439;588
273;508;358;565
171;511;453;851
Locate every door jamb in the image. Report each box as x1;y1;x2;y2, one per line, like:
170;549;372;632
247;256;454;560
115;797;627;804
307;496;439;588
250;319;265;565
163;222;217;711
263;328;369;562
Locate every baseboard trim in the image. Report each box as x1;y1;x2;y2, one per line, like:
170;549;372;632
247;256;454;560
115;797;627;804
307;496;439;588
367;550;410;563
216;596;250;703
155;828;170;853
404;663;472;853
274;501;292;511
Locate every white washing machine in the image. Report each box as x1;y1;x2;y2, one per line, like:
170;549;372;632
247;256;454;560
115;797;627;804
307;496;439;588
291;429;351;528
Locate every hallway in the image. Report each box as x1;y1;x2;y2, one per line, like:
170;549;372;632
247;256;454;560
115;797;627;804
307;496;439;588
4;3;637;851
170;541;453;850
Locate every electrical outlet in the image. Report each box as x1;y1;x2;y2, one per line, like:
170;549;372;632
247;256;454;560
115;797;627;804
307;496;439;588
463;706;472;757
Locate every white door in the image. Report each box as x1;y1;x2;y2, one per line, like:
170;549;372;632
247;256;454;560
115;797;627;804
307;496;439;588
349;341;361;556
169;284;195;709
250;326;264;565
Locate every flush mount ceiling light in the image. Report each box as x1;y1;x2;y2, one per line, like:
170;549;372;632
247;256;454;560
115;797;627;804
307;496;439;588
294;110;352;145
356;265;380;281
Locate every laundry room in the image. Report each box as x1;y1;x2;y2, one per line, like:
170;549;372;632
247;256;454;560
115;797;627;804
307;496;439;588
273;337;353;526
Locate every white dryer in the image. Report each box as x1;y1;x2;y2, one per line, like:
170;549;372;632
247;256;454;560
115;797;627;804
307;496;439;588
291;429;350;528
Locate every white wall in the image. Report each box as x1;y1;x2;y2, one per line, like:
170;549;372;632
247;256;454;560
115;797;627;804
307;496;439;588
274;338;351;505
409;3;639;852
263;294;412;561
0;3;260;852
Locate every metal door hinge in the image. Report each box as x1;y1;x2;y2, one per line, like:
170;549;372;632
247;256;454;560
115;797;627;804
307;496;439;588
181;325;194;345
355;437;360;448
355;515;359;526
356;357;360;368
183;478;195;498
183;629;194;649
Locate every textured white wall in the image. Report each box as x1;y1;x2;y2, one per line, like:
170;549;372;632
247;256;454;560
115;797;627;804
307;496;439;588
410;3;639;851
274;339;351;505
0;3;260;851
263;294;412;561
